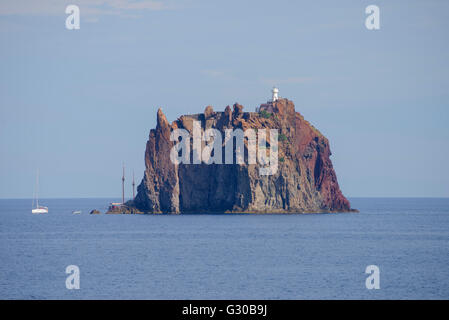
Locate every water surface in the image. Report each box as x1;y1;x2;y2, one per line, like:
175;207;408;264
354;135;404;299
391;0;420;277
0;198;448;299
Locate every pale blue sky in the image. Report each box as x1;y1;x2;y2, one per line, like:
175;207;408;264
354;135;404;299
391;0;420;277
1;0;448;199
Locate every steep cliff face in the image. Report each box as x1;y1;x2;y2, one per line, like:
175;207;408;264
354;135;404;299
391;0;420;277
133;99;354;213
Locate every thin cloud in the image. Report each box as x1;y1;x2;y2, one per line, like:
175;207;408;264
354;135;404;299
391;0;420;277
259;76;316;85
201;69;226;78
0;0;172;16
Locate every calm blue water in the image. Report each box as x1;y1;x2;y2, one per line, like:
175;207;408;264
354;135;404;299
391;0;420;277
0;198;448;299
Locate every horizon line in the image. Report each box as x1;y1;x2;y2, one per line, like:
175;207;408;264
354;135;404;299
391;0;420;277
1;196;449;200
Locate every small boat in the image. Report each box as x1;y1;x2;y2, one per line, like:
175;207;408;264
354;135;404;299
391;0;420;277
72;210;82;214
32;169;48;214
106;202;124;214
32;206;49;214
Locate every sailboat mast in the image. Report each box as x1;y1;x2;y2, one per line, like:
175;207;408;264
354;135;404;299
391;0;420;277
132;170;135;199
36;169;39;208
122;163;125;205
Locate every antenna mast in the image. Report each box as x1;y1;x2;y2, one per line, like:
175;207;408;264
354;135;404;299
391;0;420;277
132;170;135;199
122;163;125;205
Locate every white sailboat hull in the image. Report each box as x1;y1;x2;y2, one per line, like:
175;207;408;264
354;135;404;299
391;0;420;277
32;207;48;214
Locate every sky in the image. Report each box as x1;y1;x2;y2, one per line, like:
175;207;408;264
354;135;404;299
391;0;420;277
0;0;448;199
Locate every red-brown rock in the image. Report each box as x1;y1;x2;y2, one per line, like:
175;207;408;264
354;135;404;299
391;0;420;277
134;99;354;213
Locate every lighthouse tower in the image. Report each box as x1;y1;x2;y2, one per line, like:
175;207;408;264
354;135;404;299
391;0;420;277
272;86;279;102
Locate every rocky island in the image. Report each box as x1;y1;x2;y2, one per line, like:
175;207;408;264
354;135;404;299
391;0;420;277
125;95;355;214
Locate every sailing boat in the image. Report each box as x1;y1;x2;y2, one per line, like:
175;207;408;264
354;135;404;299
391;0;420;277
32;169;48;214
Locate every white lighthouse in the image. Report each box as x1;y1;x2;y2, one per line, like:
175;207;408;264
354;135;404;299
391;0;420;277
272;86;279;102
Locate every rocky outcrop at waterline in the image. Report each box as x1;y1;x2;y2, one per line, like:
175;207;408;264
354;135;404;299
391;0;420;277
132;98;355;214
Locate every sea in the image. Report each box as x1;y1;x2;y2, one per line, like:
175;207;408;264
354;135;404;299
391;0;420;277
0;198;448;300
